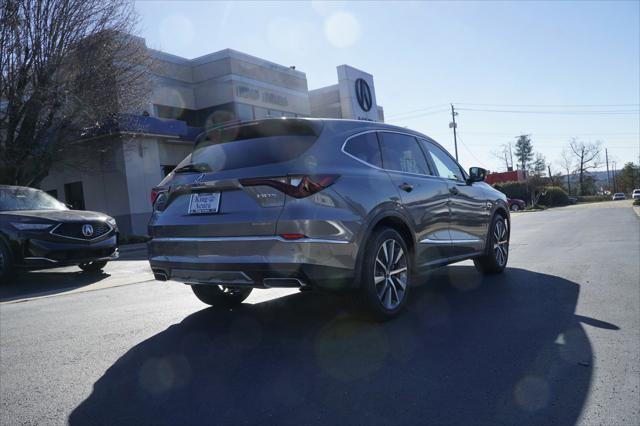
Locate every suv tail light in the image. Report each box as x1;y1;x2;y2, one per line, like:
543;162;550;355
239;175;339;198
151;187;168;210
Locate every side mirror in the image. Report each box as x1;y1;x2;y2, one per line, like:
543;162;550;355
468;167;487;183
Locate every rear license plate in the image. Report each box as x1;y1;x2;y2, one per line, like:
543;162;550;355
188;192;220;214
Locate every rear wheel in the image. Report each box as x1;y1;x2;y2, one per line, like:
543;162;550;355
191;285;253;307
0;242;13;282
361;227;411;321
79;260;108;273
474;214;509;274
511;203;519;212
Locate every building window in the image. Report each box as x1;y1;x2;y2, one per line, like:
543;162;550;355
236;103;254;122
254;106;268;120
64;182;85;210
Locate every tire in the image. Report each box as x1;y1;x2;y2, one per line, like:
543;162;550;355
360;227;411;321
79;260;108;273
0;242;13;283
511;203;519;212
191;284;253;308
474;214;509;274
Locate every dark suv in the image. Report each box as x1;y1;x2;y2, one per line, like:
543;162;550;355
148;119;509;319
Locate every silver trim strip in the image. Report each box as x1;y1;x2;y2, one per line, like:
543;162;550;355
420;238;482;244
23;256;58;263
151;236;350;244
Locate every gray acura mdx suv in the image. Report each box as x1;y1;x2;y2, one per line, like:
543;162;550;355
148;118;509;319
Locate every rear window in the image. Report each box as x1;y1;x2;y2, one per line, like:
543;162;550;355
188;119;321;172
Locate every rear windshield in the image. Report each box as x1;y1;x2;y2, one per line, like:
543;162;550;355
0;187;68;212
186;120;320;172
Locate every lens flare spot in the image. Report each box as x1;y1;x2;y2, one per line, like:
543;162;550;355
324;12;361;48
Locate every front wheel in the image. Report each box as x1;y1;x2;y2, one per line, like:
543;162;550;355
474;215;509;274
361;227;411;321
191;285;253;308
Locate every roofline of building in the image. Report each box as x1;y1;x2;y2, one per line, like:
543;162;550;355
148;47;306;78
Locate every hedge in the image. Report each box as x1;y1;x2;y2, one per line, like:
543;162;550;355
538;186;570;207
492;181;529;201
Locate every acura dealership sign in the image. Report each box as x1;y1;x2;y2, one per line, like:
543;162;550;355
355;78;372;112
337;65;379;121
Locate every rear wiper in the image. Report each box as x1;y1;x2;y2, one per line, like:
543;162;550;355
173;163;212;174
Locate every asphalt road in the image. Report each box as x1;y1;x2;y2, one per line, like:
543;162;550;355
1;201;638;425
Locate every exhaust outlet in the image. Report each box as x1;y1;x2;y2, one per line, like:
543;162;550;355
153;270;168;281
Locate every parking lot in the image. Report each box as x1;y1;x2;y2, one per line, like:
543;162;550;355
1;200;639;425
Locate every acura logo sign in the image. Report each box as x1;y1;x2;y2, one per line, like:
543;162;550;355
355;78;372;112
82;224;94;237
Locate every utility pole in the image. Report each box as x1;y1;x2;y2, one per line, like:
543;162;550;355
548;165;553;184
605;148;611;190
449;104;459;161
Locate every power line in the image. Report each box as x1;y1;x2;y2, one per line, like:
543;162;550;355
387;109;450;122
455;102;640;108
456;107;639;115
385;103;449;119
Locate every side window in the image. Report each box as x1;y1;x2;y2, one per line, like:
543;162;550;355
379;132;431;175
344;132;382;168
421;140;464;181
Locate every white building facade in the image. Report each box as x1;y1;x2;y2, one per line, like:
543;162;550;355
42;42;384;235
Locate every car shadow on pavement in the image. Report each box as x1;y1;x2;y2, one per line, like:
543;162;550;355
69;266;616;426
0;270;110;302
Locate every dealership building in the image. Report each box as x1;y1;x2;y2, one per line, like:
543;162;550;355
42;41;384;235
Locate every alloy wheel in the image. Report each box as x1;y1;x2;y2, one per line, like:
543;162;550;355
218;285;245;296
374;239;408;310
493;219;509;267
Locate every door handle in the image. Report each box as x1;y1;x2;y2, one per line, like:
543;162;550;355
449;186;459;195
399;183;414;192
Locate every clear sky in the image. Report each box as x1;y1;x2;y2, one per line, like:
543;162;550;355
134;0;640;173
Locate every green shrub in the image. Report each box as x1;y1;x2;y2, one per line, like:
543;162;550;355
538;186;570;207
493;181;528;201
633;198;640;206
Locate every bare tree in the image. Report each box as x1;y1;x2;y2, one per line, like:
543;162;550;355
568;138;602;196
0;0;152;186
558;148;574;195
492;143;512;171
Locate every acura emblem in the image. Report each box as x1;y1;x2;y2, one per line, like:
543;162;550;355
355;78;372;112
82;224;94;237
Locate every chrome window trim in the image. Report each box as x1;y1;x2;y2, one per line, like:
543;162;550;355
151;236;350;244
49;222;114;242
341;129;440;179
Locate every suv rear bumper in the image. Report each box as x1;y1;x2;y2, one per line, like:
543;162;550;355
147;236;356;289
